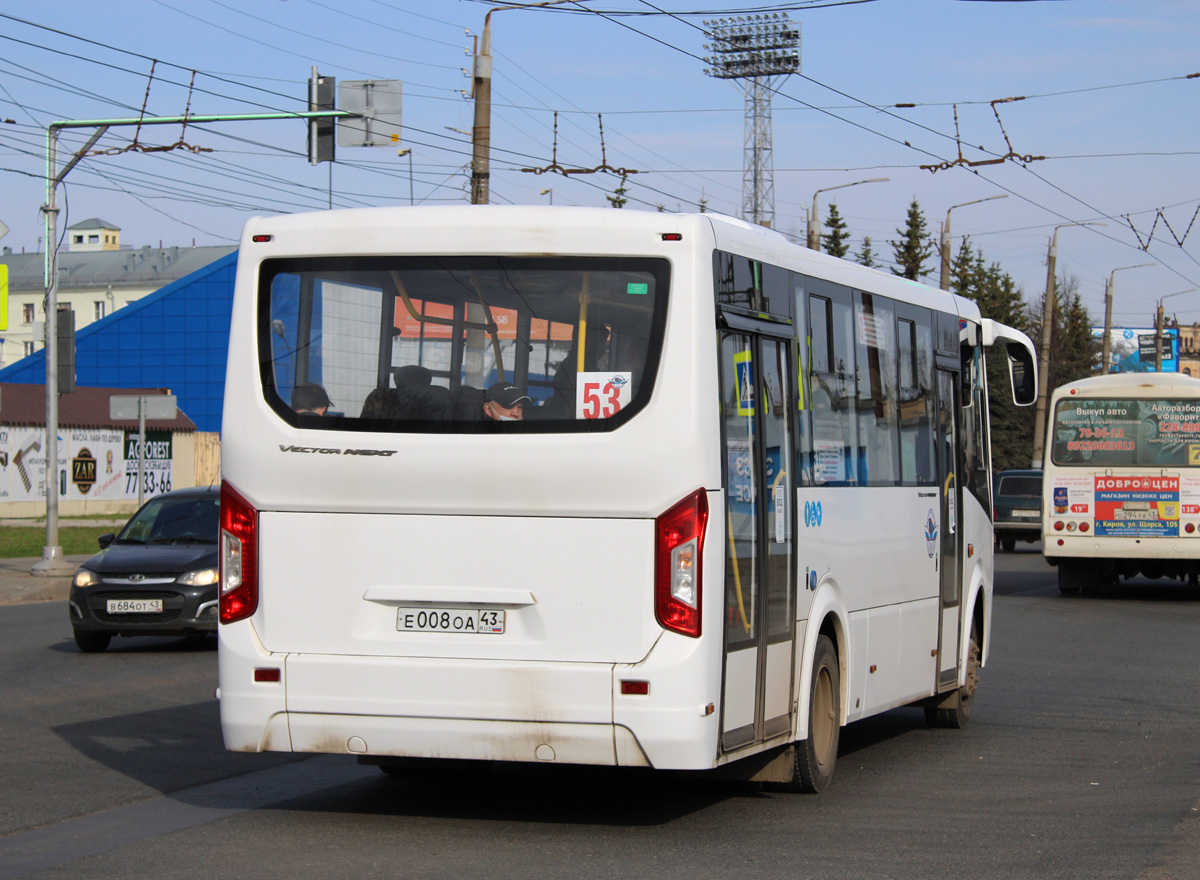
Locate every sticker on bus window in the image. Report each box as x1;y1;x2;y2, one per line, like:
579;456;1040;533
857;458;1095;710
627;283;649;295
734;349;754;416
577;372;632;419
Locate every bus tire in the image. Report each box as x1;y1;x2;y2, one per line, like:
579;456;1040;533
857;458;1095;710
792;634;840;793
1058;562;1089;595
1001;538;1016;553
924;625;980;730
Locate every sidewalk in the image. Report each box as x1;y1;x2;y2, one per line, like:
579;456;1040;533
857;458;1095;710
0;520;126;607
0;555;91;606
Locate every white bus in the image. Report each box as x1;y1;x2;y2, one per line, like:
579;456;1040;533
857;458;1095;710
1042;372;1200;593
218;206;1035;792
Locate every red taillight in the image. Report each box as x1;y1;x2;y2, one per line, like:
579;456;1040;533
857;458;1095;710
1079;522;1089;533
1054;521;1065;532
219;481;258;624
655;489;708;638
1187;523;1196;534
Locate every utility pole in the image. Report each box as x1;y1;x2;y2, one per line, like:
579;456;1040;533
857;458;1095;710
1031;221;1104;467
807;178;887;251
1100;263;1154;375
938;195;1006;291
472;1;577;206
1155;289;1195;371
32;108;351;576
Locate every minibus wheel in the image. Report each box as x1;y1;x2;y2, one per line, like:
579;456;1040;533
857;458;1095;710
793;634;840;793
925;625;980;729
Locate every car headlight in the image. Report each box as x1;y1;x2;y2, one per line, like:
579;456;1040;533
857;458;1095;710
73;569;101;588
176;567;219;587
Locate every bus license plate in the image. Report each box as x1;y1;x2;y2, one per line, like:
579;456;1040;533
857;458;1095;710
106;598;163;614
396;607;505;634
1014;509;1039;517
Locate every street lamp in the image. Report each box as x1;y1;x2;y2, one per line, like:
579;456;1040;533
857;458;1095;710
938;195;1007;290
807;178;888;251
1100;263;1155;374
1156;288;1196;371
397;149;414;205
539;188;553;205
1031;221;1106;467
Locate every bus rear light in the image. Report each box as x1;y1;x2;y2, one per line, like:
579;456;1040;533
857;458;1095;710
1054;521;1065;532
220;481;259;624
254;668;281;683
1079;522;1089;532
1188;523;1196;534
1066;522;1077;532
620;680;649;695
655;489;708;638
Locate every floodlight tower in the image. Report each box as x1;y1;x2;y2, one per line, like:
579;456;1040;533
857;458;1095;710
703;14;800;229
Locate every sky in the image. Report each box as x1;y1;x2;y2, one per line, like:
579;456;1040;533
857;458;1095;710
1;0;1198;332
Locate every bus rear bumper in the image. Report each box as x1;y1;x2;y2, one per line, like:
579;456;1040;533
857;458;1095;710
218;620;722;770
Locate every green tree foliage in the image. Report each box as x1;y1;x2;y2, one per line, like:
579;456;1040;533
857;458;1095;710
822;203;851;258
890;199;933;280
855;235;878;268
1026;273;1099;395
606;173;628;209
952;238;1032;470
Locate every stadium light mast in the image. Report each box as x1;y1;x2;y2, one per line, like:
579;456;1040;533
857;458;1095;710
703;14;800;229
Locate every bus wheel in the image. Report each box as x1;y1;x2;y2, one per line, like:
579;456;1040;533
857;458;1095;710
791;634;840;793
1001;538;1016;553
924;626;980;730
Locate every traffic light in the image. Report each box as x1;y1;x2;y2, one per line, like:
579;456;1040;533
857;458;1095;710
57;305;75;395
308;73;336;165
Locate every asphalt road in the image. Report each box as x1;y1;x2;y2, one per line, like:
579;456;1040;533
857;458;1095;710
2;546;1198;880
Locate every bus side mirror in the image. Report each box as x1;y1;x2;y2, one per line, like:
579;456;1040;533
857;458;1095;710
1007;342;1037;406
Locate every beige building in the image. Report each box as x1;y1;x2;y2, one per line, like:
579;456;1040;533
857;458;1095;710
0;233;237;370
1175;322;1200;378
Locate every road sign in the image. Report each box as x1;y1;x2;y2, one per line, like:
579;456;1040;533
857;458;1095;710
338;80;403;147
110;395;177;420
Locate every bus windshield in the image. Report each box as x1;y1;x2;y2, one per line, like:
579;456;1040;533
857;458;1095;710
1051;397;1200;467
259;256;669;432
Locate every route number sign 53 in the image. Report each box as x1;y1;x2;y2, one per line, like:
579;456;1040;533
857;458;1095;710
577;372;632;419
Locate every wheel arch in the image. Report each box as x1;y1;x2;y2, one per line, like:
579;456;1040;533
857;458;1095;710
795;576;849;742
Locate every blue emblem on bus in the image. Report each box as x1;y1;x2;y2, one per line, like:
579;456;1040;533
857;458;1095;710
925;509;938;557
804;500;823;528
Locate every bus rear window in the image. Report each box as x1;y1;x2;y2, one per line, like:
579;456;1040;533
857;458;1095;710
1051;398;1200;467
259;256;669;432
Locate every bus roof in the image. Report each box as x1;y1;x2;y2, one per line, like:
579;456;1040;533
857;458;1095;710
1052;371;1200;398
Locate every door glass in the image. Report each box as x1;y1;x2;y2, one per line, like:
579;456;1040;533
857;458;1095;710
722;333;758;651
761;339;792;640
938;370;960;606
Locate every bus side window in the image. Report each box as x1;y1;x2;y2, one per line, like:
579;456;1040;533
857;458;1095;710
808;282;856;486
898;308;936;486
853;291;899;487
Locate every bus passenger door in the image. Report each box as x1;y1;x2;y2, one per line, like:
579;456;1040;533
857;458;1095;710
935;367;963;690
719;331;796;751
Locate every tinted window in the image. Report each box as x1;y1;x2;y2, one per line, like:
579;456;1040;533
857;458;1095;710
260;256;669;433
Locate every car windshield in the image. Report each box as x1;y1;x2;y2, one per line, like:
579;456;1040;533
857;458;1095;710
117;494;220;544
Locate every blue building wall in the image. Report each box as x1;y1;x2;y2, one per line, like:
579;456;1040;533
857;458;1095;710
0;251;237;433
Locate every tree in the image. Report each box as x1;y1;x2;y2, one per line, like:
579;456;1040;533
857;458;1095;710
698;191;708;213
890;199;933;280
822;203;851;258
606;173;628;209
855;235;879;269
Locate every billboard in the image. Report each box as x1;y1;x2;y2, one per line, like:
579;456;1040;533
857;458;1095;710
1091;327;1178;374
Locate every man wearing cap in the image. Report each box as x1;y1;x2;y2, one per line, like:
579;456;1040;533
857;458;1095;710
484;382;532;421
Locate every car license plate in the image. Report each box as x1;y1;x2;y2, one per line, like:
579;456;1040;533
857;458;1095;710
396;607;505;634
106;598;163;614
1014;509;1040;517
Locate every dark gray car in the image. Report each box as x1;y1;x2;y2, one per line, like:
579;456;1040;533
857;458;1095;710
68;486;220;652
993;469;1043;552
